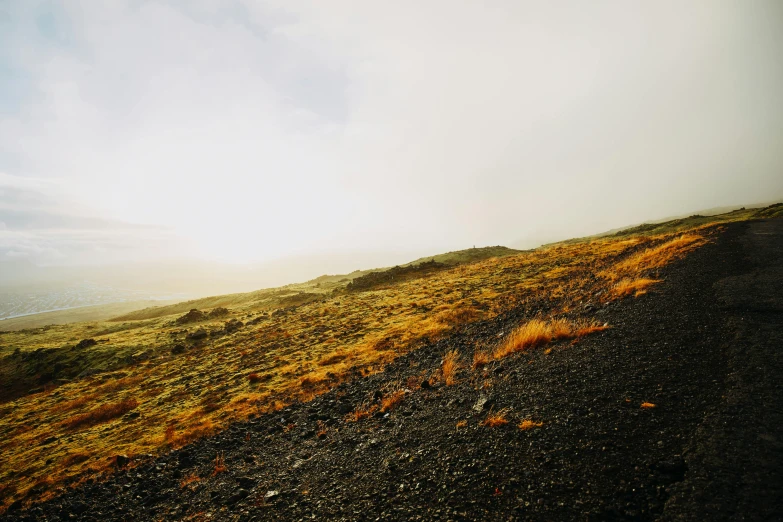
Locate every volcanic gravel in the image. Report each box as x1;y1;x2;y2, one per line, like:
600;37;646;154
4;219;782;521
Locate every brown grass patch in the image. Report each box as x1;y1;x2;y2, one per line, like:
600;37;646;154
518;419;544;431
380;390;405;412
61;451;91;467
493;319;551;359
211;452;226;476
481;408;510;427
299;373;327;389
318;352;349;366
346;403;378;422
98;376;144;393
611;234;706;278
180;472;201;489
247;372;269;383
573;319;610;337
167;418;216;448
442;350;461;385
611;278;661;298
62;398;138;430
472;350;492;370
50;394;98;414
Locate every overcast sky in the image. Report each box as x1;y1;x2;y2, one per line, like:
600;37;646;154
1;0;782;269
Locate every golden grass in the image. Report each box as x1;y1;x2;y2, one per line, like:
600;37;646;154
518;419;544;431
611;278;661;298
494;319;551;358
493;318;608;360
471;350;492;370
481;408;510;427
380;390;405;412
442;350;461;385
346;404;378;422
606;234;706;281
62;398;138;431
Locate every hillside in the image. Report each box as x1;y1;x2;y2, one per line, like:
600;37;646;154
0;205;781;519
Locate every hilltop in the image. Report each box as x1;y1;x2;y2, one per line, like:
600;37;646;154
0;204;781;519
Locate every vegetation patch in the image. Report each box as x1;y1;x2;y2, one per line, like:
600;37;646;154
62;399;138;431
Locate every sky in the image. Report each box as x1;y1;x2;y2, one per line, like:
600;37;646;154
1;0;782;276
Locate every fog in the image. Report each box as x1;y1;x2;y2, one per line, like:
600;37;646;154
1;1;782;295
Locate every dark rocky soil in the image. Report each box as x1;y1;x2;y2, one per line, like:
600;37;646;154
5;220;782;521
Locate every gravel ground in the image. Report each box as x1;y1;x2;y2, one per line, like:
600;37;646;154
4;219;782;521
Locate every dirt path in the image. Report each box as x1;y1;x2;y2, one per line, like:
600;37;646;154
4;220;782;521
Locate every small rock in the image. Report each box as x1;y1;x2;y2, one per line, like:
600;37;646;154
114;454;130;468
227;489;249;504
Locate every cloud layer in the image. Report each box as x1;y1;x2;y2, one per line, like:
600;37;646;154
1;0;782;266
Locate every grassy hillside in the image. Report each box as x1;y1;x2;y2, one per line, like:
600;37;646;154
550;204;781;246
0;204;780;511
401;246;522;267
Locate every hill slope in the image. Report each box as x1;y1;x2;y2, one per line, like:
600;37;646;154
3;217;781;521
0;204;781;517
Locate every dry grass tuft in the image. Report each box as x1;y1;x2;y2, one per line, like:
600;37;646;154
518;419;544;431
549;318;574;340
180;472;201;489
61;451;91;467
50;394;98;414
472;350;492;370
62;398;138;431
481;408;510;427
611;278;661;298
380;389;405;412
166;418;216;448
573;319;610;337
442;350;461;385
493;318;608;360
346;403;378;422
211;452;227;476
494;319;551;359
247;372;268;383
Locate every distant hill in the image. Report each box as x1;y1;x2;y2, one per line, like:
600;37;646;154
401;246;522;267
547;203;783;246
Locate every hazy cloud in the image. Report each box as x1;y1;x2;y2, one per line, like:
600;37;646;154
0;0;782;268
